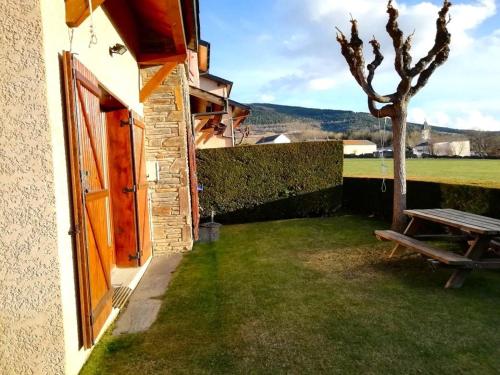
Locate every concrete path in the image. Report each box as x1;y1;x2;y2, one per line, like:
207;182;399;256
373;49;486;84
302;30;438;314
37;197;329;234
113;253;183;335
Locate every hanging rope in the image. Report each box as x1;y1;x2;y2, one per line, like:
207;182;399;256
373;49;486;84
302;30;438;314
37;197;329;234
68;28;75;53
87;0;98;47
377;111;388;193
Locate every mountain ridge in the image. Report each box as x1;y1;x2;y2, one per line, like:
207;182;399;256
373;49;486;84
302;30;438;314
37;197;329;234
246;103;467;135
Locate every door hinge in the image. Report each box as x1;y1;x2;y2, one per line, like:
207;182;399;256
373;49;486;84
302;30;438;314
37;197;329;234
128;251;141;261
68;224;81;236
123;185;137;193
120;117;133;127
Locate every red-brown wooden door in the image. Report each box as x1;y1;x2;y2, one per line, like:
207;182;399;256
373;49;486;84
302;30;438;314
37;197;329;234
63;52;114;347
107;110;152;267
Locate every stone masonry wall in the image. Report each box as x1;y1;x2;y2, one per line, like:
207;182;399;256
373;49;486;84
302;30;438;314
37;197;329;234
142;65;193;254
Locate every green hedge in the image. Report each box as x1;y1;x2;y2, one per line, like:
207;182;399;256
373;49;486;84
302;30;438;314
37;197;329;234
343;177;500;220
196;141;343;223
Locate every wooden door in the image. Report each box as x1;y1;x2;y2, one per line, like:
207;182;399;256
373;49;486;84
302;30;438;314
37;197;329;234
107;111;152;267
63;52;114;347
107;110;136;267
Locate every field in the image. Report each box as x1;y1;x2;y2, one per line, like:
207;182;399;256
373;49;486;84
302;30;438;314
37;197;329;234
344;158;500;188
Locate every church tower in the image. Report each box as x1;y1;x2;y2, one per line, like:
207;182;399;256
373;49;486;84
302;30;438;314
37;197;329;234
421;120;431;142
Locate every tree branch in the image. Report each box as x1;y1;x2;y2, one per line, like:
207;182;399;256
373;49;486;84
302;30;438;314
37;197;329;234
402;32;414;72
410;46;449;96
336;21;393;103
368;98;394;118
367;37;383;91
408;0;452;77
386;0;408;79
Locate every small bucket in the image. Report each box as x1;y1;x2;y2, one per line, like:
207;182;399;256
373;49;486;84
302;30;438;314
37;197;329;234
198;222;222;243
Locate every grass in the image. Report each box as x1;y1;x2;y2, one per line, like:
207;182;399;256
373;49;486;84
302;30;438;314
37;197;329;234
82;216;500;374
344;158;500;188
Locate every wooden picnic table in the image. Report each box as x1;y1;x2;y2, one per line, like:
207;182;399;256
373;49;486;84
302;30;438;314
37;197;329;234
375;209;500;288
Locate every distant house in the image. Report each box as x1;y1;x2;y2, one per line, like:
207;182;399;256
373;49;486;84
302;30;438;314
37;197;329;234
257;134;292;145
433;141;471;157
343;140;377;155
413;141;432;157
412;121;471;157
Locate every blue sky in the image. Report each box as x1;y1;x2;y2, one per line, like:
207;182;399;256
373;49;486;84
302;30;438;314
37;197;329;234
200;0;500;131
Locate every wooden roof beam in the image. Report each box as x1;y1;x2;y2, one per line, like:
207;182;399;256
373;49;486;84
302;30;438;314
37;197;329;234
138;53;186;67
140;62;177;103
66;0;107;27
166;0;188;56
189;86;226;107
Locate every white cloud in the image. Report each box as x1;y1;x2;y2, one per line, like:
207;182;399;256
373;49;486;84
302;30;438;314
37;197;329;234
409;107;500;131
453;111;500;131
308;77;337;91
259;94;276;102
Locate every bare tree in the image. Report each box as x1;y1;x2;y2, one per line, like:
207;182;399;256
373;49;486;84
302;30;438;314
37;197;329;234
236;126;251;146
467;129;496;156
336;0;452;231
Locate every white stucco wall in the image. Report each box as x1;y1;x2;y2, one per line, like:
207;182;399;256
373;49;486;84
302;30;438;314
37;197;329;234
40;3;143;374
200;76;229;98
0;1;65;374
1;2;143;374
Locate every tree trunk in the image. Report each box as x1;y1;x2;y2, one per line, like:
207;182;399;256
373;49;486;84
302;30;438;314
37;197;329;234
391;105;408;232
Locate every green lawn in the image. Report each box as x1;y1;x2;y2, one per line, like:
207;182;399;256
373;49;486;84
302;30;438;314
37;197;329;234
344;158;500;188
82;217;500;374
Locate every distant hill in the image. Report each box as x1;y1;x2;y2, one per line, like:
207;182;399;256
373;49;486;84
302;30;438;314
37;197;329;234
246;103;464;135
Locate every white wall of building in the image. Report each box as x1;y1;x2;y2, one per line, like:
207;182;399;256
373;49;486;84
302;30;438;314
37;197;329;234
0;2;143;374
200;76;229;98
40;3;143;373
433;141;471;157
343;144;377;155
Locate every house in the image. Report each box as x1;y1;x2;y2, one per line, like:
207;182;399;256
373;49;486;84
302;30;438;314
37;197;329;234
433;140;471;157
188;46;251;149
413;141;432;157
256;134;292;145
343;140;377;155
412;121;471;157
0;1;216;373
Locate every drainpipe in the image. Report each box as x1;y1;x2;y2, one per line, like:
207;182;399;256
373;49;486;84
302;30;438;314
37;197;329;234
230;116;235;147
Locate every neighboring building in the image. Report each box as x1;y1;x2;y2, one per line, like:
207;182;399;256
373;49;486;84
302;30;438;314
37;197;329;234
433;141;471;157
343;140;377;155
412;120;471;157
188;47;251;149
256;134;292;145
0;1;229;373
413;141;432;157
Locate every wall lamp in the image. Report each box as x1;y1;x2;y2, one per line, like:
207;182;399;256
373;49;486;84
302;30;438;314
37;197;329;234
109;43;127;56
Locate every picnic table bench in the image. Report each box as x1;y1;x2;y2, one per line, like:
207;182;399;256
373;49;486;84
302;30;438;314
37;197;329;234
375;209;500;288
